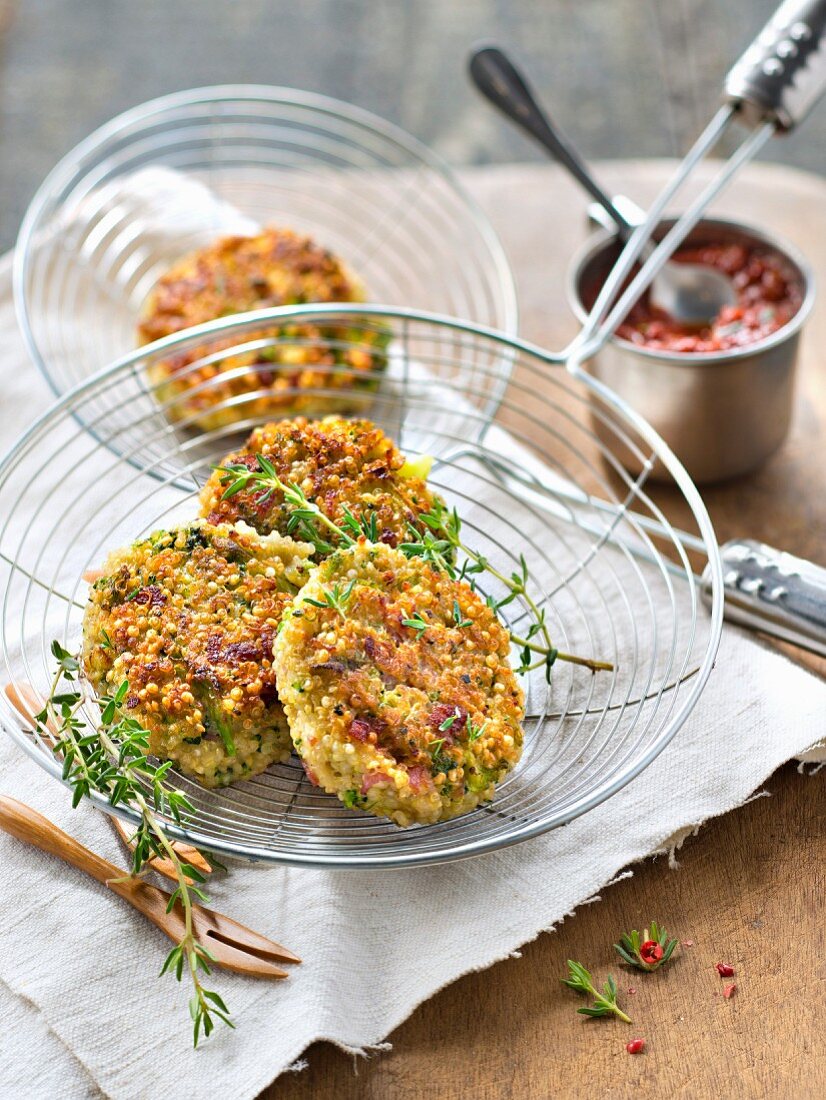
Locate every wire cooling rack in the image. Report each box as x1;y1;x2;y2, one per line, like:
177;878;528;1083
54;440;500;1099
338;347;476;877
0;307;723;868
13;84;517;399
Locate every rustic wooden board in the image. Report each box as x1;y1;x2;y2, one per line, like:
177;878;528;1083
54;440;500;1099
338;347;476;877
265;160;826;1098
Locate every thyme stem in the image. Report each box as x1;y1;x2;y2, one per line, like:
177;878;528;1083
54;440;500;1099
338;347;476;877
216;459;613;677
38;643;231;1046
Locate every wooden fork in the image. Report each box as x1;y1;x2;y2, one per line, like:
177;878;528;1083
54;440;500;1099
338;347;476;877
0;795;299;977
4;681;213;885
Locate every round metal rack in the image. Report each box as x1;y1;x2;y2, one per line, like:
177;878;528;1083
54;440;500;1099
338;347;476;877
0;306;722;868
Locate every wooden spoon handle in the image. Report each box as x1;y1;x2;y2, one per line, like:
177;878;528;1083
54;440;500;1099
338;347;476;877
0;795;122;888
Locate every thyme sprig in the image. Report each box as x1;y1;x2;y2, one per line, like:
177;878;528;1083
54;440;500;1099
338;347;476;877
37;642;232;1047
216;458;354;557
615;921;679;972
402;500;613;677
562;960;632;1022
215;460;612;676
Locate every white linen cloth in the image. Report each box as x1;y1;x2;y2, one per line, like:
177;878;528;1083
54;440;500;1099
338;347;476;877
0;178;825;1099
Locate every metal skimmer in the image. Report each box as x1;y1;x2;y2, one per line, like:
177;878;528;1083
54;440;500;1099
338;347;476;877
0;308;723;868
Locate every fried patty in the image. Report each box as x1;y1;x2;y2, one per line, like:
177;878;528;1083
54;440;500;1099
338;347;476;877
138;227;389;430
82;520;314;788
273;542;524;826
201;416;441;556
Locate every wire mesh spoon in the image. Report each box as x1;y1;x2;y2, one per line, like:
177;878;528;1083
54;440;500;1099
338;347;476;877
468;45;737;327
0;794;300;977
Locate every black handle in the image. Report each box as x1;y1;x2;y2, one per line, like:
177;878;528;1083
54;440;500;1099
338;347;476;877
468;45;633;235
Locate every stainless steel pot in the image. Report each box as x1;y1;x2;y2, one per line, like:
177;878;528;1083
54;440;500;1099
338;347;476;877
566;217;816;484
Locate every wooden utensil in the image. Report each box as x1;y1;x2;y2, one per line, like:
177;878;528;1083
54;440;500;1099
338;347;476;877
0;795;299;976
4;680;214;884
108;813;214;882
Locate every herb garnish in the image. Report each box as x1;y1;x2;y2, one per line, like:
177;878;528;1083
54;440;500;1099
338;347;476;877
402;499;612;677
401;611;428;638
465;716;489;743
562;960;631;1022
216;457;352;556
615;921;678;972
341;506;378;543
452;600;472;628
216;463;612;678
38;642;232;1046
303;579;357;619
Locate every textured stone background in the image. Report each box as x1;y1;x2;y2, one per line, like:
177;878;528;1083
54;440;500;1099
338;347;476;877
0;0;823;249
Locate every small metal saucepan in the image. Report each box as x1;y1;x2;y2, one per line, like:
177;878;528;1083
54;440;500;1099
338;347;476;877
566;217;816;484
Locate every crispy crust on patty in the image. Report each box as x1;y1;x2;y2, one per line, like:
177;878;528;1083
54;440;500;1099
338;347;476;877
273;542;524;826
138;227;388;430
82;520;314;788
200;416;441;555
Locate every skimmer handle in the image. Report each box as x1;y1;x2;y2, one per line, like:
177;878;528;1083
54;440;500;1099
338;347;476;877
701;539;826;657
468;45;636;235
724;0;826;129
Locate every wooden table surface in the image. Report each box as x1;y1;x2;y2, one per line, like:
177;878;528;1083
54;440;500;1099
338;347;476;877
268;160;826;1099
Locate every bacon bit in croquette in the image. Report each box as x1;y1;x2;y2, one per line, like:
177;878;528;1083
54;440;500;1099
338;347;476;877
138;227;389;430
82;520;314;788
273;541;524;826
200;416;445;556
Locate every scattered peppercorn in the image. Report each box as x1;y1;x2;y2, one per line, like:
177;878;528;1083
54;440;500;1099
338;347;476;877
639;940;664;966
723;983;736;1000
626;1038;646;1054
715;962;735;977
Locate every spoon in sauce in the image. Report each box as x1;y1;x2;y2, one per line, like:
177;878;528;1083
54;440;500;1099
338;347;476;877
469;45;737;327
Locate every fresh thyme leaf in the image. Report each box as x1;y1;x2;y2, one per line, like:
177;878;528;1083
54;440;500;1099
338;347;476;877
438;713;458;732
400;500;613;676
303;579;357;619
341;506;378;542
401;611;428;638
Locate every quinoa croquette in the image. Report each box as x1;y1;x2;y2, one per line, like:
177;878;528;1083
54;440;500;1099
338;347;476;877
273;542;525;826
138;227;389;429
82;520;314;787
201;416;442;555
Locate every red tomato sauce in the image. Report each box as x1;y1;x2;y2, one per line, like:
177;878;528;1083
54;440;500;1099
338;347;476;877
614;243;803;353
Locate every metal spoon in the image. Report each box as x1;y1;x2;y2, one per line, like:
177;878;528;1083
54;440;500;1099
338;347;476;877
469;45;737;327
